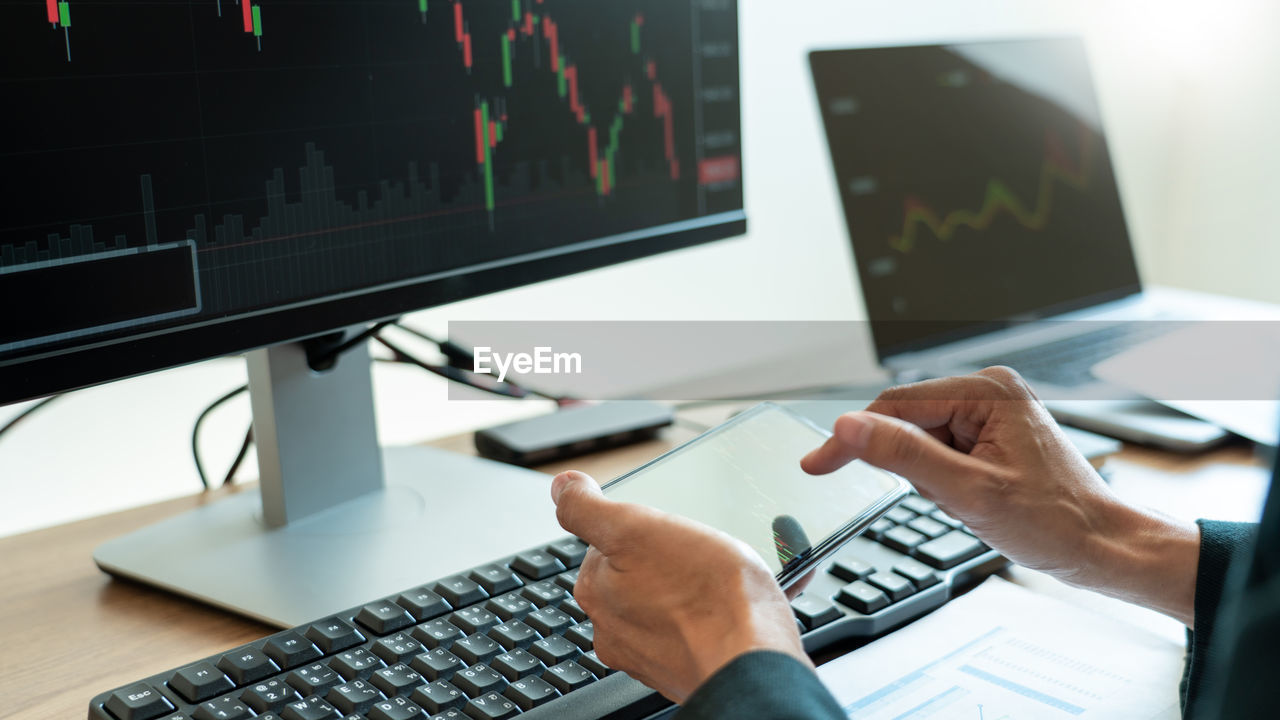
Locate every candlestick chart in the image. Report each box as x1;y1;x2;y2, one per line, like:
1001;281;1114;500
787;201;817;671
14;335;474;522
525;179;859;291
2;0;742;336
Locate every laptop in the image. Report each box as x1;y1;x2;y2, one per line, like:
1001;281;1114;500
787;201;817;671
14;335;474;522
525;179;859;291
809;37;1229;451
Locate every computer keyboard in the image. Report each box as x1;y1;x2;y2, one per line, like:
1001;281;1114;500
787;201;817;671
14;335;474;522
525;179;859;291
88;493;1005;720
979;322;1169;388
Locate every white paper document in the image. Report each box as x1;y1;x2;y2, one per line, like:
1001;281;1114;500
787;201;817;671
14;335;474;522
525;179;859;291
818;577;1185;720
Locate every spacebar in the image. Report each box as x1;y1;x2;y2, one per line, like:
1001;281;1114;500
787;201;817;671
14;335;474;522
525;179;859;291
520;672;672;720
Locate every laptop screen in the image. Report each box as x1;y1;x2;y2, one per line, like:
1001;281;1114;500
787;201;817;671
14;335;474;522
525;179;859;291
811;37;1142;359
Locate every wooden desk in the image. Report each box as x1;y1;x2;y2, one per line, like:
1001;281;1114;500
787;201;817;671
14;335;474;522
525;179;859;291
1;426;1267;720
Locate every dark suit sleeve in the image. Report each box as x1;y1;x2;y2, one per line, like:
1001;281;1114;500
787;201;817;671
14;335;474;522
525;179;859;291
1179;519;1258;716
675;651;845;720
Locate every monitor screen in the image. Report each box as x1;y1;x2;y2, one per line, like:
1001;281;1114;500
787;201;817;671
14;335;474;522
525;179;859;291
0;0;744;402
811;38;1141;358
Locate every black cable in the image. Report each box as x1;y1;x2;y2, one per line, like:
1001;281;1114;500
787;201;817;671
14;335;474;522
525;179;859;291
222;425;254;487
192;384;249;490
0;394;62;444
386;324;569;403
391;322;475;370
192;322;401;490
373;334;532;400
195;321;574;489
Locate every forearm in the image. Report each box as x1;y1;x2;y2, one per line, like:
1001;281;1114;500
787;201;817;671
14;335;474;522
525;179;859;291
1083;500;1201;627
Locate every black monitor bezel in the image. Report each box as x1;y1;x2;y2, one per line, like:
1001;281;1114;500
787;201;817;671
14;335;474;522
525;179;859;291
1;218;745;404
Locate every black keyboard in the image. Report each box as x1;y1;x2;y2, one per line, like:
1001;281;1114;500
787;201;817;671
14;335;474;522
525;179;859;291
88;494;1005;720
979;322;1169;388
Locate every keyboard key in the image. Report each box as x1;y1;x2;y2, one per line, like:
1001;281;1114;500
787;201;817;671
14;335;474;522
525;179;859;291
449;607;501;635
192;696;252;720
105;683;175;720
368;696;428;720
452;664;506;698
828;558;874;582
490;649;544;682
901;495;938;515
791;595;844;630
880;525;927;553
373;633;427;664
468;565;523;596
242;679;300;713
545;539;589;568
217;647;279;686
169;662;234;704
502;676;559;711
264;632;323;670
835;580;890;614
543;661;594;694
484;593;535;622
530;636;579;666
358;601;417;635
563;621;595;651
907;515;950;539
396;588;452;622
892;558;940;589
865;518;895;541
330;648;386;680
524;607;573;636
553;569;579;593
520;580;568;607
306;618;365;654
930;510;964;529
409;649;465;681
866;571;915;602
281;696;343;720
286;663;342;697
885;506;916;524
462;691;518;720
411;619;465;650
371;664;427;697
453;633;503;665
433;576;488;608
326;679;383;714
915;530;986;569
410;681;466;714
559;597;589;623
488;620;539;650
577;650;612;678
429;710;467;720
510;551;566;581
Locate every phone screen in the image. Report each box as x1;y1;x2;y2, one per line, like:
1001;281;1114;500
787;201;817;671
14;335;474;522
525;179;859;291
602;403;908;584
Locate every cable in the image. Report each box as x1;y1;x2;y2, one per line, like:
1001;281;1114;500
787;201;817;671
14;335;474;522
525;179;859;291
222;425;254;487
375;334;530;400
192;384;249;490
0;394;62;444
194;321;575;489
386;323;570;404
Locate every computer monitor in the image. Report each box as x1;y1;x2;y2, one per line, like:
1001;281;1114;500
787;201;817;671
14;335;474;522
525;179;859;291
0;0;743;625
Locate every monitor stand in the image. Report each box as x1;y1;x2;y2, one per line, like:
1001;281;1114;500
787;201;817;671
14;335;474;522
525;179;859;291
94;333;566;628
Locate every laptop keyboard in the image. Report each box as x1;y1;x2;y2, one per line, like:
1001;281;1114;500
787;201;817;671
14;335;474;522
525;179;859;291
979;322;1168;388
87;493;1005;720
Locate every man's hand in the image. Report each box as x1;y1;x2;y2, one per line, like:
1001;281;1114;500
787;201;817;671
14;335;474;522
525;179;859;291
550;470;808;703
802;366;1201;627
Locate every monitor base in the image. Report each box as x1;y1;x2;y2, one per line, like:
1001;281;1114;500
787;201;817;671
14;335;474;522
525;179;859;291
94;445;566;628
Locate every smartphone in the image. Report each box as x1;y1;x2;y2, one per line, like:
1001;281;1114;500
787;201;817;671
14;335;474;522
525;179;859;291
601;403;910;589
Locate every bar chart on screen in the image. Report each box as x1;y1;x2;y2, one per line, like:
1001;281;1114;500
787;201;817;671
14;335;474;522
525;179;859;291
819;578;1183;720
